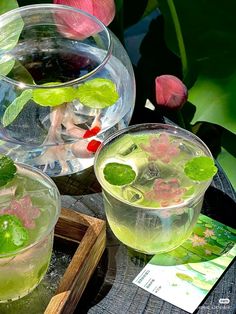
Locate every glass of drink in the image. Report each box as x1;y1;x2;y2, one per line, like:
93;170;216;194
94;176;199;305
0;4;135;177
0;155;60;302
94;123;217;255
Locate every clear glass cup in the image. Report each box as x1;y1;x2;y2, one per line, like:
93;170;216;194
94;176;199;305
94;123;215;255
0;4;135;176
0;163;60;302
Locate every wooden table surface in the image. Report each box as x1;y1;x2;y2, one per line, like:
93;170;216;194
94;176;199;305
53;161;236;314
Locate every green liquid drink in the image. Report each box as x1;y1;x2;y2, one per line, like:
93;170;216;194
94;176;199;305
95;123;217;254
0;160;60;302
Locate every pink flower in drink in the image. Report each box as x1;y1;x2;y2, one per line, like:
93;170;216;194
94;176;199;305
155;75;188;109
53;0;116;39
141;133;180;163
2;195;40;229
145;178;186;207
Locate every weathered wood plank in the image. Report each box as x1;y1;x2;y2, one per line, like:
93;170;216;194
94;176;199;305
45;208;106;314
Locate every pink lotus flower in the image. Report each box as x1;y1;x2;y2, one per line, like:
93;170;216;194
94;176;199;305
145;178;186;207
2;195;41;229
53;0;116;39
155;75;188;109
141;132;180;163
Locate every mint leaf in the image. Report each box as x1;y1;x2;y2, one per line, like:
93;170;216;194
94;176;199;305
0;214;29;254
184;156;218;181
0;154;17;187
32;82;77;107
77;78;119;109
2;89;32;127
103;162;136;186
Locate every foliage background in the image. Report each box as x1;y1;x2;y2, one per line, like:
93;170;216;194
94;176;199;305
2;0;236;189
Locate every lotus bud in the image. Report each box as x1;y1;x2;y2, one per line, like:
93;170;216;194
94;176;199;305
53;0;115;39
155;75;188;109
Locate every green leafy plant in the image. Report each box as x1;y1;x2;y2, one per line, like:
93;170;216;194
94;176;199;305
112;0;236;189
2;0;236;187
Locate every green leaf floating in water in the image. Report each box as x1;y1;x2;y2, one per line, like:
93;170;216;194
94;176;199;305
184;156;217;181
32;82;77;107
77;78;119;109
0;214;29;254
2;89;33;127
103;162;136;186
0;154;17;187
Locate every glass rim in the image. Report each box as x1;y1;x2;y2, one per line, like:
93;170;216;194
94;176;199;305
94;122;214;211
0;162;61;258
0;3;112;89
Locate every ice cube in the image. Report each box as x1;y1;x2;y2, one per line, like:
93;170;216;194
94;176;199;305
120;143;138;156
0;186;16;206
138;162;160;184
117;134;138;156
179;141;195;156
122;186;144;203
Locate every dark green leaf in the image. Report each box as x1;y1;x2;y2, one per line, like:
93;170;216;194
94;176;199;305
217;148;236;190
0;154;17;187
156;0;236;134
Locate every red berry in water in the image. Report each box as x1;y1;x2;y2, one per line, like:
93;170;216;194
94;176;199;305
83;126;101;138
87;139;101;152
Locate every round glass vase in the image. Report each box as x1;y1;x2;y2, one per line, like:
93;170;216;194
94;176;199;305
0;4;135;176
0;163;61;302
94;123;215;255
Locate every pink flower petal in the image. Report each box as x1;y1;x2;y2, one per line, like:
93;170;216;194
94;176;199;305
155;75;188;109
53;0;115;39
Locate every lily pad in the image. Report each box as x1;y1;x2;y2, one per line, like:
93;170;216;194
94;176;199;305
103;162;136;186
32;82;77;107
0;214;29;254
184;156;217;181
77;78;119;109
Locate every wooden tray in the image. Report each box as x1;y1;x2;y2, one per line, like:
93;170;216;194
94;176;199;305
45;207;106;313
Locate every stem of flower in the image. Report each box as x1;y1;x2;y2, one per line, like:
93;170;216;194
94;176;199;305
176;109;186;129
92;34;106;50
167;0;188;81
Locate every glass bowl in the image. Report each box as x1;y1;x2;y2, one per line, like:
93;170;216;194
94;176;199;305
0;4;135;176
0;162;60;302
